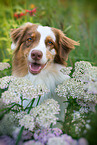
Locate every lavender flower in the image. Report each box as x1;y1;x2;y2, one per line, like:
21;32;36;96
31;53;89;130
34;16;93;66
23;140;43;145
34;128;63;144
0;135;15;145
0;62;10;71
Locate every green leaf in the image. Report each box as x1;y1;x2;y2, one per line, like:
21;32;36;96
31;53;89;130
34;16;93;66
0;37;8;41
2;59;10;62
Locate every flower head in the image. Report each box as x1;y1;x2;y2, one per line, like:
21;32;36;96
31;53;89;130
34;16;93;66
30;99;60;128
14;8;36;19
0;62;10;71
72;61;97;82
19;114;35;131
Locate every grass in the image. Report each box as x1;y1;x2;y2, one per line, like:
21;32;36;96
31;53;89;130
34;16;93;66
0;0;97;70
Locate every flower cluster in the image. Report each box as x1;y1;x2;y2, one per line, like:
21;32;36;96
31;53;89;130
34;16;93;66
18;99;60;129
33;128;78;145
0;62;10;71
0;76;49;105
30;99;60;128
33;128;63;144
19;114;35;131
14;8;36;19
56;61;97;104
72;61;97;82
55;78;85;99
23;128;79;145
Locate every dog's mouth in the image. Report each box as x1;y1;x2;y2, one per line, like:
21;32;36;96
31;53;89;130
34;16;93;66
28;62;46;75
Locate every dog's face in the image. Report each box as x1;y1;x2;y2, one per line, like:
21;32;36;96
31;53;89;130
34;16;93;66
11;23;79;76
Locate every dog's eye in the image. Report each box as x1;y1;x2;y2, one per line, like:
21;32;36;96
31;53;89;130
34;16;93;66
48;41;53;45
27;37;33;42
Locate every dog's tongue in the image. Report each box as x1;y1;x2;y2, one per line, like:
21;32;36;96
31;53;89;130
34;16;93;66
30;63;41;74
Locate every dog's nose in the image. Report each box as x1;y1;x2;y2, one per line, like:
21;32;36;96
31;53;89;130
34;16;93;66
31;50;43;60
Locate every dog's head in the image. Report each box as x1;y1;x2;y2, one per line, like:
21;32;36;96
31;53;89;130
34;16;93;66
11;22;79;76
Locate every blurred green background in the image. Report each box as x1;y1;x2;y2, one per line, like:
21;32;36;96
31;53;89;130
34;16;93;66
0;0;97;75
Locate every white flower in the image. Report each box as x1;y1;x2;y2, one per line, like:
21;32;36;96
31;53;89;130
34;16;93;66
72;111;81;122
35;84;50;97
30;99;60;128
85;124;91;129
19;114;35;131
56;61;97;106
72;61;97;83
47;135;77;145
0;76;49;105
0;76;14;89
0;62;10;71
18;99;60;130
60;67;72;75
84;81;97;95
47;137;67;145
56;78;85;100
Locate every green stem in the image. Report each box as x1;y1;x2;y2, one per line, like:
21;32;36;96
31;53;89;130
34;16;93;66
27;98;35;114
36;95;41;106
15;126;24;145
0;104;16;119
24;100;32;111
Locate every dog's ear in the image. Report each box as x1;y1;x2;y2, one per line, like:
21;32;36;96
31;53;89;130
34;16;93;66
59;30;80;62
10;27;23;44
59;31;79;61
10;26;26;51
53;28;80;65
10;22;33;50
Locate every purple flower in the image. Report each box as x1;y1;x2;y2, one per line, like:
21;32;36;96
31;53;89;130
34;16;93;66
52;128;63;136
33;128;63;144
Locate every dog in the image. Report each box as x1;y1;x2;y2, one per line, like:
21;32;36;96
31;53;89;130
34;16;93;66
11;22;79;121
